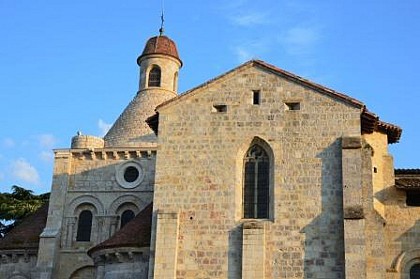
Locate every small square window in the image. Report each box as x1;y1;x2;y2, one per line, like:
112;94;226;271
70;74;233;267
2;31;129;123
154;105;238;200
285;102;300;111
212;104;227;113
253;90;260;105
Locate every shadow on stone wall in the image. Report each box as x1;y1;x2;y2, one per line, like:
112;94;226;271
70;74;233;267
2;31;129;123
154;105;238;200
394;220;420;277
301;139;345;278
228;224;242;279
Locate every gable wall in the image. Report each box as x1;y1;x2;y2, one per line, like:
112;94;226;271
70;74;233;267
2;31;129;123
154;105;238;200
153;65;362;278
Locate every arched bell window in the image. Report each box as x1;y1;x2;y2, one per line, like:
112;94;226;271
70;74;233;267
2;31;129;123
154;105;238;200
76;210;93;241
148;65;161;87
120;209;135;228
243;144;270;219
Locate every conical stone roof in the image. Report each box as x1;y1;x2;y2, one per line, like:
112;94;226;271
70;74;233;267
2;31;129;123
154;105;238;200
104;89;175;147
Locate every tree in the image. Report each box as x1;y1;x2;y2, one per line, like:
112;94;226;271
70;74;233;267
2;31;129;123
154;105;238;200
0;185;49;237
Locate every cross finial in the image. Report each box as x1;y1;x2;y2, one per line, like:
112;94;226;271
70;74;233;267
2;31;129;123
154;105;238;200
159;2;165;36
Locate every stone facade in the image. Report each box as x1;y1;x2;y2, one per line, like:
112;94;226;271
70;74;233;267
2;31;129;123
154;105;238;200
151;62;364;278
36;148;155;278
1;31;419;279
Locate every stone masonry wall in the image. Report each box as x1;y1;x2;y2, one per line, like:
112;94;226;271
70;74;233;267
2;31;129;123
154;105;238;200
37;148;156;278
384;184;420;278
363;132;393;218
153;64;362;278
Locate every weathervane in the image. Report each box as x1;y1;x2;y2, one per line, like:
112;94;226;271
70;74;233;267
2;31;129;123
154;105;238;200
159;0;165;36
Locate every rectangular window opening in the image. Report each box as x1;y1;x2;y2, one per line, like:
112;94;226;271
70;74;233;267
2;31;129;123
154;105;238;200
212;104;227;113
253;90;260;105
285;102;301;111
406;191;420;206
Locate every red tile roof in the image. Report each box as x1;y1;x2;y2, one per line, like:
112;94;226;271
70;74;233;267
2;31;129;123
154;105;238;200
395;169;420;190
137;35;182;66
0;203;48;250
88;203;153;256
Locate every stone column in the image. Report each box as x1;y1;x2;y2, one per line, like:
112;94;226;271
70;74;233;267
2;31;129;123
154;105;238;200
150;211;179;279
342;136;366;278
62;217;76;248
95;216;107;243
242;221;265;279
109;216;119;237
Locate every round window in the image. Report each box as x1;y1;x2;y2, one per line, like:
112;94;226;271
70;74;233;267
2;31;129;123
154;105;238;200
124;166;139;183
116;161;144;188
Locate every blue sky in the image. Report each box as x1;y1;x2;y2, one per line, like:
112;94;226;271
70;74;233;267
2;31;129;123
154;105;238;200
1;1;419;194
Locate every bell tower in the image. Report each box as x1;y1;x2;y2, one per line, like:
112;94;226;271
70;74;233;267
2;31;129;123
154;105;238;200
137;34;182;93
103;30;182;147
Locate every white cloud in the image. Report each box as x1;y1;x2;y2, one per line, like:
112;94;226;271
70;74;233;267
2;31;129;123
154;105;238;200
2;138;15;148
37;134;57;149
233;39;269;63
234;47;253;62
219;0;270;27
281;26;320;55
10;158;40;185
39;150;54;162
98;119;112;137
230;12;269;27
224;0;248;9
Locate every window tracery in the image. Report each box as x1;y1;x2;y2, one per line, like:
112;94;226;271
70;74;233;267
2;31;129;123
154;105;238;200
243;144;270;219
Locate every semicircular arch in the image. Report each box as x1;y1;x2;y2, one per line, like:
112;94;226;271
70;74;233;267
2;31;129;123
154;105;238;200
69;265;95;279
390;248;420;278
67;195;105;216
109;194;146;215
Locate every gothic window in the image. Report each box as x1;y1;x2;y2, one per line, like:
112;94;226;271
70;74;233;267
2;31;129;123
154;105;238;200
243;144;270;219
120;209;135;228
410;263;420;278
148;65;161;87
76;210;93;241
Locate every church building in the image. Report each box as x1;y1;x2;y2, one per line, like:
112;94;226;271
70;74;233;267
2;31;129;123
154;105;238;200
1;27;420;279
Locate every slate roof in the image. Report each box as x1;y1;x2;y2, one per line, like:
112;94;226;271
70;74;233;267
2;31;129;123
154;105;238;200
395;169;420;190
137;35;182;66
88;202;153;256
0;203;48;250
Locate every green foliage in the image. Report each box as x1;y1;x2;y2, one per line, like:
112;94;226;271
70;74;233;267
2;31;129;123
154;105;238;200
0;185;49;237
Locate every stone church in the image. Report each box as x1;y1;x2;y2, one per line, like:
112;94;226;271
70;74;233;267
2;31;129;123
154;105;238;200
1;28;420;279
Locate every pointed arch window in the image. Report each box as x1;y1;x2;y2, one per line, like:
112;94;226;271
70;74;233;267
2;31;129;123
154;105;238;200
148;65;161;87
76;210;93;241
243;144;270;219
120;209;135;228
